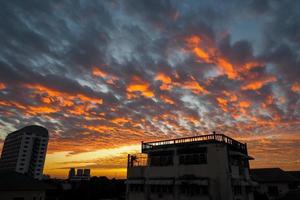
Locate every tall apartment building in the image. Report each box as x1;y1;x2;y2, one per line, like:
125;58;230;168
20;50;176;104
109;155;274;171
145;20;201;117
127;133;255;200
0;125;49;180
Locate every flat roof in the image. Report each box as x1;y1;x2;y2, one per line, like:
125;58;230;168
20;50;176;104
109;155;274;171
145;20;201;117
142;133;247;153
9;125;48;137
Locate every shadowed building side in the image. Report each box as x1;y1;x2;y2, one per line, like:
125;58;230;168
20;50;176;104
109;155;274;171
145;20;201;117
0;125;49;180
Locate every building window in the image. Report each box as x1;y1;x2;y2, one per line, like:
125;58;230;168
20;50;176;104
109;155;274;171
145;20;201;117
179;153;207;165
150;155;173;166
233;185;242;195
180;184;206;196
130;184;144;192
150;185;173;194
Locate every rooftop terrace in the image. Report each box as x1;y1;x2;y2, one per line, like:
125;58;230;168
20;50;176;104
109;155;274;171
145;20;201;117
142;133;247;153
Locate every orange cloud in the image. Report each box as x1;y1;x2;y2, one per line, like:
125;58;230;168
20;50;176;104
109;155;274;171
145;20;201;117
111;117;129;125
92;67;118;85
155;73;172;90
126;76;154;98
241;76;277;90
83;125;115;133
217;97;228;112
27;105;59;114
185;35;265;80
291;83;300;92
0;83;6;90
239;101;251;108
183;79;208;94
186;35;237;79
92;67;108;78
160;95;175;105
24;84;103;104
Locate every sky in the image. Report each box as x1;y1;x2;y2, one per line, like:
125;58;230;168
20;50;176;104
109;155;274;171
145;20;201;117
0;0;300;178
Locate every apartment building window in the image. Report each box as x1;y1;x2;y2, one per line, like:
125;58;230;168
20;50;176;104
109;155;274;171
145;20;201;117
178;147;207;165
233;185;242;195
179;153;207;165
150;185;173;194
129;184;144;192
180;184;207;196
149;151;174;166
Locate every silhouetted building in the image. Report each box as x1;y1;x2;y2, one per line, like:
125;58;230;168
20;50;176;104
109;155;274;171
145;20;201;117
127;133;255;200
0;170;53;200
251;168;300;200
0;125;49;180
68;168;91;181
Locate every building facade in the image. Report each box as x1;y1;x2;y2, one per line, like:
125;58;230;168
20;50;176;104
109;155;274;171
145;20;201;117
127;133;255;200
68;168;91;181
0;125;49;180
251;168;300;199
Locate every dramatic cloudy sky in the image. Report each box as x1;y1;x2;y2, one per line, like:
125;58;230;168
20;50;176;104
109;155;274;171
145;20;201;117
0;0;300;178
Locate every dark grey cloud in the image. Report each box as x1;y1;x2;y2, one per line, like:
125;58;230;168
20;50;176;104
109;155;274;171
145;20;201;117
0;0;299;174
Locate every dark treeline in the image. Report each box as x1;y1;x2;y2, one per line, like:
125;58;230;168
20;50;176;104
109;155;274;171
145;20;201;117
45;176;126;200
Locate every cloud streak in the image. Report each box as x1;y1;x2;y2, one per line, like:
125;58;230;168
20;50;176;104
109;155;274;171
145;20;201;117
0;0;299;177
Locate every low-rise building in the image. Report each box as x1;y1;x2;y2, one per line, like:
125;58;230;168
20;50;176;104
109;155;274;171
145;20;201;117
0;170;53;200
126;133;255;200
251;168;299;199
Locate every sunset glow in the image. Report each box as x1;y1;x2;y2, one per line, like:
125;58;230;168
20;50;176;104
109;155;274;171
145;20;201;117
0;0;300;179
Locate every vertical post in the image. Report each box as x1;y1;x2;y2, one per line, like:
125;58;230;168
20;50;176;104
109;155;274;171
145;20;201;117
213;131;216;140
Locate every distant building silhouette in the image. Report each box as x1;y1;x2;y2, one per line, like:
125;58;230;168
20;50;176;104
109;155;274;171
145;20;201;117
251;168;300;199
0;125;49;180
68;168;91;181
127;133;255;200
0;170;54;200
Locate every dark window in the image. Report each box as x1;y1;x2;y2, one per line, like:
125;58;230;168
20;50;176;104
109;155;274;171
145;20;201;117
150;155;173;166
129;184;144;192
150;185;173;194
234;186;242;195
179;153;207;165
180;184;206;196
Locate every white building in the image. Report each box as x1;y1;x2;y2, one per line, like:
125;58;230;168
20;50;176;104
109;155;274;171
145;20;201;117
0;125;49;180
126;133;255;200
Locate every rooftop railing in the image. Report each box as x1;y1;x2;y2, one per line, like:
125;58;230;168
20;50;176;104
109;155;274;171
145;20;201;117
142;134;247;152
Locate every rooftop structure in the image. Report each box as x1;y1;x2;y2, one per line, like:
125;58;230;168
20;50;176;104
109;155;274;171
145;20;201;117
68;168;91;182
127;133;255;200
